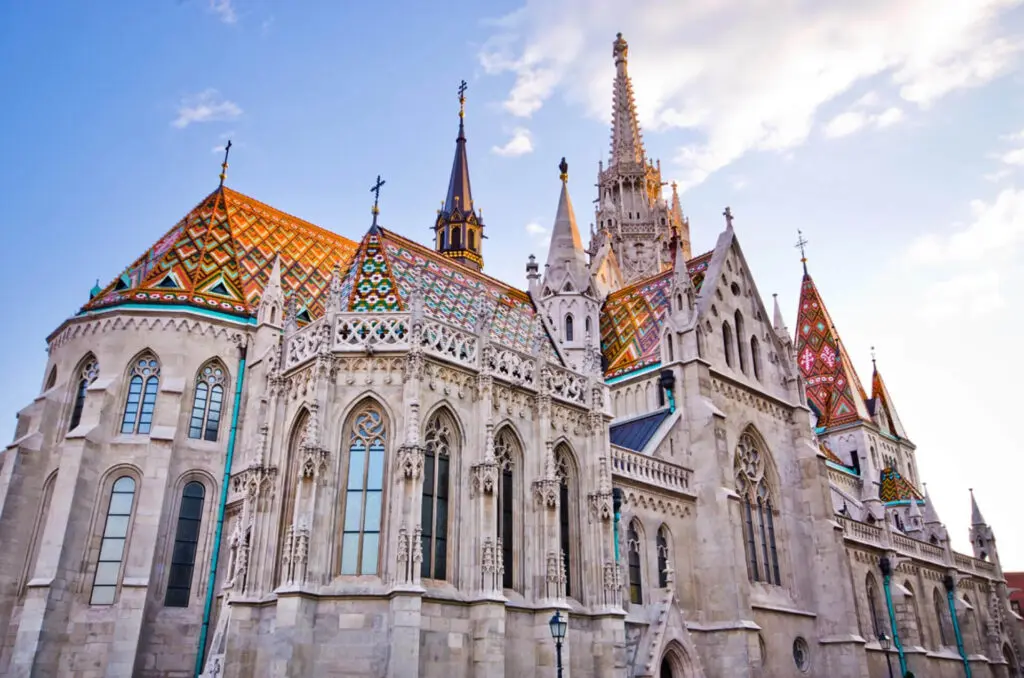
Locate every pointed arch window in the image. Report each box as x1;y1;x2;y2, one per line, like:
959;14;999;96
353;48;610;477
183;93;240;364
91;476;136;605
340;404;387;575
866;574;883;636
121;355;160;435
451;227;462;250
735;431;781;585
188;362;227;441
722;322;734;367
585;316;592;336
468;229;476;251
421;411;454;580
45;366;57;391
751;336;762;381
21;472;58;597
627;520;643;604
495;428;518;589
656;525;670;588
565;314;574;342
734;311;747;374
69;357;99;431
165;481;205;607
554;445;575;597
439;230;447;250
933;588;951;646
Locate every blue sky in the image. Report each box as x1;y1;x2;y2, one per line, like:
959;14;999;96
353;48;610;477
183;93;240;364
1;1;1022;568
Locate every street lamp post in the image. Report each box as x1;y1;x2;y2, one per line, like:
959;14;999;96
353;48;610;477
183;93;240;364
879;556;908;677
549;611;567;678
879;633;895;678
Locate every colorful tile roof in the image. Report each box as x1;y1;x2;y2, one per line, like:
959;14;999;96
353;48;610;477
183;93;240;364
345;227;404;313
879;467;923;503
600;251;711;379
793;273;870;427
84;186;358;320
371;228;548;355
871;365;907;439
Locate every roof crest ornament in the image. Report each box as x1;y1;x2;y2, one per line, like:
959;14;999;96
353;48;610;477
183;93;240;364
218;140;233;187
795;230;809;275
370;174;386;231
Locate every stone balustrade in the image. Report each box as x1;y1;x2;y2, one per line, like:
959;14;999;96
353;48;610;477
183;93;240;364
837;516;999;579
610;446;692;495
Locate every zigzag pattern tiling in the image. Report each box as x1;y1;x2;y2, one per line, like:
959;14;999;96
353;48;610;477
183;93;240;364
600;251;711;379
84;187;358;320
793;274;870;427
879;467;923;503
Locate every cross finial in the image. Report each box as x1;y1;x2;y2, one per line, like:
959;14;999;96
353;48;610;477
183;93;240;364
559;157;568;182
458;79;468;119
219;140;232;187
795;230;810;275
723;206;734;230
871;345;877;370
370;174;386;227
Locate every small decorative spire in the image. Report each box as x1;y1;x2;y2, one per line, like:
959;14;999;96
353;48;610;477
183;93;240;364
559;157;568;182
219;140;232;187
795;230;809;275
369;174;386;230
458;79;467;120
723;206;734;230
871;345;877;371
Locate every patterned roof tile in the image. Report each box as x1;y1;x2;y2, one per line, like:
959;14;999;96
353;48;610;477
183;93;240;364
84;186;358;320
879;467;923;503
600;250;711;378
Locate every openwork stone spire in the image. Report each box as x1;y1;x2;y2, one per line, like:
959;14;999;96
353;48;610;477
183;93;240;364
610;33;646;167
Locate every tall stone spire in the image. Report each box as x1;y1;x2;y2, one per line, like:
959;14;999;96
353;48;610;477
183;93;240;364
669;182;692;261
434;79;485;271
543;158;588;288
610;33;646;167
970;488;986;526
594;33;675;286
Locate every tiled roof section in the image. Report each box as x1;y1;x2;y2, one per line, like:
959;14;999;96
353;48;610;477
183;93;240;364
819;440;845;466
879;467;923;503
600;251;711;379
376;228;548;355
793;274;870;427
871;366;906;439
610;409;672;452
84;186;359;320
346;229;404;312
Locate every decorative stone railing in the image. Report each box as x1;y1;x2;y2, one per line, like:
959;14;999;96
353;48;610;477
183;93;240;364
827;466;861;495
545;363;588;405
419;318;478;367
611;446;692;494
284;319;329;369
334;313;410;351
485;346;536;388
837;516;999;578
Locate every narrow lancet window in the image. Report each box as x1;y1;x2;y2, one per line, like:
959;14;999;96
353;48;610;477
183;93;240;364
188;362;226;441
421;411;454;580
121;355;160;435
91;476;136;605
340;404;387;575
165;481;205;607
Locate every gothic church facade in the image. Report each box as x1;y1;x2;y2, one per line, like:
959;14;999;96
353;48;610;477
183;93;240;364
0;33;1021;678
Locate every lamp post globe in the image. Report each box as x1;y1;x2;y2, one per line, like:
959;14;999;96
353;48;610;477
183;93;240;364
549;611;567;678
879;633;895;678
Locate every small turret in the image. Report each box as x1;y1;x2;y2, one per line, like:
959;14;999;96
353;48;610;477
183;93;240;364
526;254;540;297
969;489;999;566
257;255;285;328
922;484;949;545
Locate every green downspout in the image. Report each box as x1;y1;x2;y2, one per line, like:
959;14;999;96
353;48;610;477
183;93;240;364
194;343;247;677
945;575;972;677
880;556;908;676
612;488;623;563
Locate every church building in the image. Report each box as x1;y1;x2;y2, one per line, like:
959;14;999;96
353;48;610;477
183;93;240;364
0;33;1021;678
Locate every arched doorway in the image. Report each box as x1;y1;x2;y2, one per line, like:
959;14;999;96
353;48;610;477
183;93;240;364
658;641;696;678
660;656;673;678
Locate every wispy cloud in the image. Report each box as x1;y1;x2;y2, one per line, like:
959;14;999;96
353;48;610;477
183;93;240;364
261;15;275;35
824;105;905;138
172;89;242;129
907;187;1024;267
210;0;237;25
492;128;534;156
479;0;1024;190
525;221;548;240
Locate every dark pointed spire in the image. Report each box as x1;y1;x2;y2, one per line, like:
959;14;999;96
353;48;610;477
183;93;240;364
434;80;484;271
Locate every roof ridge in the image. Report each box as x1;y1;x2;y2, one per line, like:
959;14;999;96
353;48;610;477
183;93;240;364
379;227;533;304
222;186;358;249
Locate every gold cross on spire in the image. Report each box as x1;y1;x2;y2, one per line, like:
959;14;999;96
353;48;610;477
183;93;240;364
370;174;385;227
458;79;467;119
795;230;809;274
218;140;232;187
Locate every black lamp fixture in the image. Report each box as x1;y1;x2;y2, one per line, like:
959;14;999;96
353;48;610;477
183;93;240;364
549;611;567;678
878;633;894;678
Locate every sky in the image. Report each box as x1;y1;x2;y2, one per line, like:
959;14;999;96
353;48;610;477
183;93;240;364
0;1;1022;569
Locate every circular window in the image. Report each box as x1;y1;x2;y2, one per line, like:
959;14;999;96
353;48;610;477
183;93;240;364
793;637;810;673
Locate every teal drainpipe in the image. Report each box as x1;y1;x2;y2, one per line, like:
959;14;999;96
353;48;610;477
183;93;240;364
195;343;247;677
944;574;972;677
880;556;908;676
612;488;623;563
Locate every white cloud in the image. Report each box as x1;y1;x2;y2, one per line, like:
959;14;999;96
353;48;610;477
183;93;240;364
525;221;548;239
907;187;1024;266
492;128;535;156
210;0;237;25
479;0;1024;190
172;89;242;129
824;111;868;138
